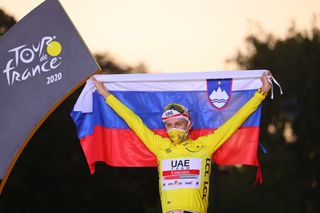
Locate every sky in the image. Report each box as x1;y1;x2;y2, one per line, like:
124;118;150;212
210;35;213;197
0;0;319;73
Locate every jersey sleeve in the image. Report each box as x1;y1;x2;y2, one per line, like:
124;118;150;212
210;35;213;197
105;94;163;155
197;91;267;154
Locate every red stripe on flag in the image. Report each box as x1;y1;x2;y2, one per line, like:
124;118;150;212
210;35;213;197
80;126;158;174
80;126;260;174
211;127;260;166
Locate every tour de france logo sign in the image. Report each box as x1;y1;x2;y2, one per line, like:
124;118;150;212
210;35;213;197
2;35;63;86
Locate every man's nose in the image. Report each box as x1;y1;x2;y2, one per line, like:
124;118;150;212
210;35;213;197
173;124;179;128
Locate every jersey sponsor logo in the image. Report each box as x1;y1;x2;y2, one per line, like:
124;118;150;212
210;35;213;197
186;145;203;153
164;110;173;116
202;158;211;200
207;79;232;110
162;158;201;190
166;148;172;153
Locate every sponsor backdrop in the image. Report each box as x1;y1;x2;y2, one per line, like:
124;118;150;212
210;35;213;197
0;0;99;191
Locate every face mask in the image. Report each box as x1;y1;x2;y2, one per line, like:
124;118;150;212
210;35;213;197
167;128;188;144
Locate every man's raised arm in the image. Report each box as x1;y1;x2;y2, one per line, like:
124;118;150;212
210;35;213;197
91;77;165;155
199;72;272;154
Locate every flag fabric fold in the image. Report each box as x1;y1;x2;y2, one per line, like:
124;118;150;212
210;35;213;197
71;70;265;182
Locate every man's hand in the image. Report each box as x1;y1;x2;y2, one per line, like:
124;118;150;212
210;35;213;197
90;76;111;99
261;71;272;94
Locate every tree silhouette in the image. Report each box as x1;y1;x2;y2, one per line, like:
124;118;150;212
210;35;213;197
0;9;15;36
223;20;320;213
95;52;148;74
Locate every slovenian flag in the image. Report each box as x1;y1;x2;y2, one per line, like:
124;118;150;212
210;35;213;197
71;70;266;183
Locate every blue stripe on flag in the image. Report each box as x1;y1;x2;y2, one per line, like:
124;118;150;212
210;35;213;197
71;90;261;139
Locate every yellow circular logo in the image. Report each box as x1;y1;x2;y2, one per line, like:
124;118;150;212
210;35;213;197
47;41;62;56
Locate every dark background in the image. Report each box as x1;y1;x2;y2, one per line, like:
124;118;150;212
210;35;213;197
0;9;319;213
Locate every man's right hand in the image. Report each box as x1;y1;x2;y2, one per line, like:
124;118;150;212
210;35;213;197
261;71;272;94
90;76;111;99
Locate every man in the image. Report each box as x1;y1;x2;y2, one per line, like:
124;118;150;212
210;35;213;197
91;73;272;213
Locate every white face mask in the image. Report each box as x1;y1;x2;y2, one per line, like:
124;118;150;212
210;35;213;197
167;127;188;144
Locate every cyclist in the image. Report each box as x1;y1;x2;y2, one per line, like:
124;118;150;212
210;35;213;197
91;73;272;213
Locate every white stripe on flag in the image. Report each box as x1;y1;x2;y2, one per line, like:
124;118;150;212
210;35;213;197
105;78;262;92
95;70;265;82
73;70;265;113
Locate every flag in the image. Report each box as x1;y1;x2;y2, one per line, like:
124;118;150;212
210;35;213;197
71;70;265;182
0;0;99;192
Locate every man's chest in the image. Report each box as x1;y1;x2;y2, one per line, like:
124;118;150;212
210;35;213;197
157;146;211;190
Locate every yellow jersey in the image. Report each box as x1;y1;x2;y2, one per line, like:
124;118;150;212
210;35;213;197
106;91;266;213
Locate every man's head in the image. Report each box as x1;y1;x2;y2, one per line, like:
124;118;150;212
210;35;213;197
162;103;192;143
